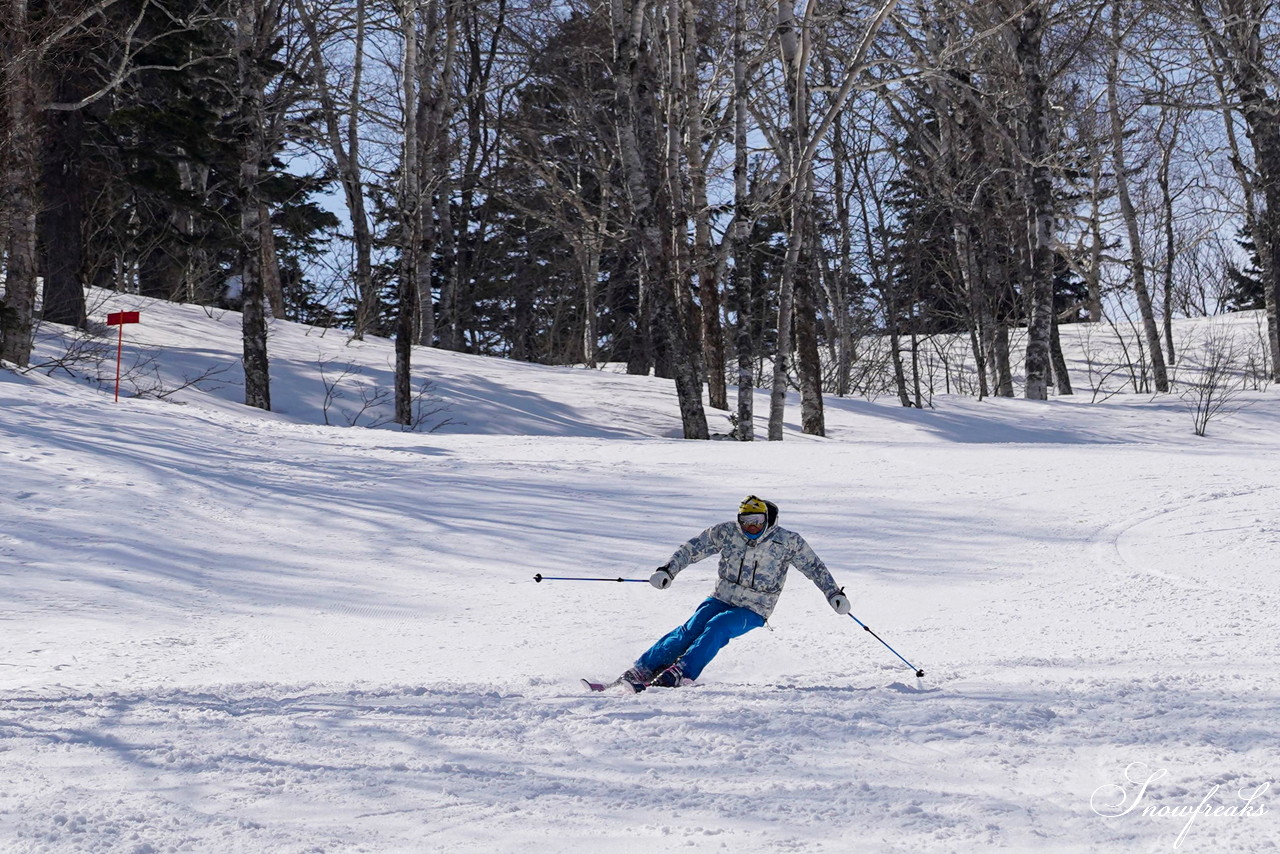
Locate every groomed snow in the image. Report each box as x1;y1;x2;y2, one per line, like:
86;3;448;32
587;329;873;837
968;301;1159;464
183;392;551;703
2;294;1277;853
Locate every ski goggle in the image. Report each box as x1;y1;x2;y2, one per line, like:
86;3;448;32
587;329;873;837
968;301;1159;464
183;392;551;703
738;513;766;532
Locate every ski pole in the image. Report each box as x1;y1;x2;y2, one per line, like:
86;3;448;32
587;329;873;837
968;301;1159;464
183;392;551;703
533;573;648;583
848;612;925;678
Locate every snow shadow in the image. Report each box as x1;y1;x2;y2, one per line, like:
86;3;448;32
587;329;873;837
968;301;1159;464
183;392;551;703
0;410;456;617
823;395;1191;445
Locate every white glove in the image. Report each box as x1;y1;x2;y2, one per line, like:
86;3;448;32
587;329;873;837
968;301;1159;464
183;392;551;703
828;591;850;615
650;567;673;589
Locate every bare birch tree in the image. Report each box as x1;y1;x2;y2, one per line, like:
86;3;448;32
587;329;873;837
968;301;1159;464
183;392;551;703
296;0;378;339
1106;2;1169;392
611;0;709;438
415;0;458;349
681;0;727;411
395;0;422;426
1008;0;1056;401
234;0;287;410
765;0;900;439
1186;0;1280;382
730;0;756;439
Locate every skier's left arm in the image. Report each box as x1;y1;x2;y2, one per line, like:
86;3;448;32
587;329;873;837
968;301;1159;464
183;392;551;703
789;533;849;614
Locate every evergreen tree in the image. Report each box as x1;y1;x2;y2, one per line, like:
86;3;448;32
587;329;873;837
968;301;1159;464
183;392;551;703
1224;228;1265;312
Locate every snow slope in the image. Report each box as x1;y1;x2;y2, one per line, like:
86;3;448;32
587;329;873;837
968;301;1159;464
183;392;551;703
2;294;1278;853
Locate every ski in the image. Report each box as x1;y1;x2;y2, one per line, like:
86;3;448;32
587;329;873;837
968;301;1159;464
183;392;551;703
581;677;621;692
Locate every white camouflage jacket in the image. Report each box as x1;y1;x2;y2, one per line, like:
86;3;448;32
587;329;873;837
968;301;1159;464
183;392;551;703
664;521;841;619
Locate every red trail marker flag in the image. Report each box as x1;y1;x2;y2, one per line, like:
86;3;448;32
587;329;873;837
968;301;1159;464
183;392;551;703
106;311;140;402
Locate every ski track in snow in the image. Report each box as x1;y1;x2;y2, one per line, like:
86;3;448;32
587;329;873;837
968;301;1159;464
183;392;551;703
2;675;1275;853
2;297;1279;852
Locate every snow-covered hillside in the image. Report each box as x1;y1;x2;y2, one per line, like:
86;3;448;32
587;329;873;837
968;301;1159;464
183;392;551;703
2;294;1277;853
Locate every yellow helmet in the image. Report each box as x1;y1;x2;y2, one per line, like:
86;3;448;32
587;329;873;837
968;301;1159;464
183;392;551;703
738;495;768;515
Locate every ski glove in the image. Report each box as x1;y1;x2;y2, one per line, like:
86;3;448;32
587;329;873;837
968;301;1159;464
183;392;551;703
650;567;674;590
828;591;851;615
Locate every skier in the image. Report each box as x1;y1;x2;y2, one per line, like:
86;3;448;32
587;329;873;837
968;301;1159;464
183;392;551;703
609;495;850;692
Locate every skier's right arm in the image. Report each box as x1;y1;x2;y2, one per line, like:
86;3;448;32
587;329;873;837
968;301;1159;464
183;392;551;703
661;522;736;581
649;567;673;588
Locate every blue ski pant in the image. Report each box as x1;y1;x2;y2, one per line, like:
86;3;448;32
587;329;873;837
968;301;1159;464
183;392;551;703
637;597;765;680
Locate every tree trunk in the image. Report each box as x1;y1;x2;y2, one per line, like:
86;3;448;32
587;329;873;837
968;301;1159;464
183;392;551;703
623;275;649;374
948;62;992;399
452;7;506;356
1214;1;1280;381
830;110;855;398
1;0;40;367
396;0;422;426
612;0;708;438
731;0;754;440
681;0;726;410
968;326;988;399
1016;3;1055;401
988;304;1014;397
1191;0;1280;379
1086;157;1105;323
1106;5;1168;393
886;237;912;407
768;232;798;438
956;222;990;398
794;240;825;434
769;0;832;436
767;0;898;435
39;61;89;329
348;0;375;338
576;237;601;367
297;0;376;338
436;167;459;349
176;160;207;305
260;206;285;318
663;0;703;393
1050;314;1072;394
423;0;458;349
768;0;804;440
1157;109;1180;365
732;247;755;440
236;0;273;410
1205;36;1263;323
889;326;911;407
